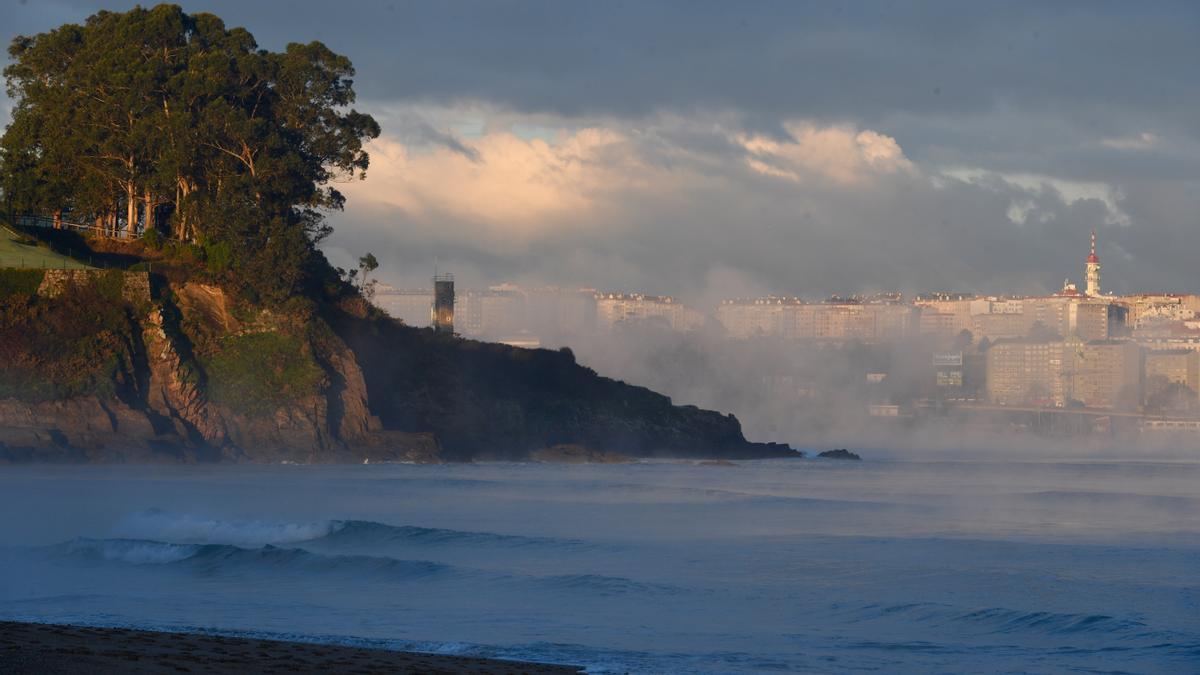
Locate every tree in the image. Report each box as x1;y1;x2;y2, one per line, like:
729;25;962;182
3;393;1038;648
357;253;379;301
1026;320;1060;342
1;4;380;302
1145;375;1196;412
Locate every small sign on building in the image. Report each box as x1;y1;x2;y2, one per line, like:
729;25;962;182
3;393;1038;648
932;351;964;366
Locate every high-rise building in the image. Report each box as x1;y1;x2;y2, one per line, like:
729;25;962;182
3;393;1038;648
985;339;1066;406
1064;337;1141;409
595;293;704;331
1144;349;1199;397
986;336;1141;409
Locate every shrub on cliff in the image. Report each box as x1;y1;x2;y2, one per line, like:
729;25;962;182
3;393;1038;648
199;331;325;416
0;281;135;401
0;269;43;298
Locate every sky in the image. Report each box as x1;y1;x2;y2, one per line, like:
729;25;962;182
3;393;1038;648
2;1;1199;300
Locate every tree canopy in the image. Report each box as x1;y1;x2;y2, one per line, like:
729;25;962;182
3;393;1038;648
0;4;380;302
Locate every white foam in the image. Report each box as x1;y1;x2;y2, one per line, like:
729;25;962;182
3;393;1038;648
113;511;336;546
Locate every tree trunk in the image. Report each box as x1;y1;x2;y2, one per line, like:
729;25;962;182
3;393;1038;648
53;209;62;230
144;186;153;233
125;182;138;237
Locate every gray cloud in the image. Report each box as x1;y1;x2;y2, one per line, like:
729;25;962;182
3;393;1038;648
3;1;1199;298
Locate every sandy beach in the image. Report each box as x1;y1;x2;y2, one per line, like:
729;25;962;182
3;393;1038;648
0;622;583;674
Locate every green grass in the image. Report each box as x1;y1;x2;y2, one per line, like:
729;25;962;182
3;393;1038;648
200;331;325;416
0;223;91;270
0;269;45;298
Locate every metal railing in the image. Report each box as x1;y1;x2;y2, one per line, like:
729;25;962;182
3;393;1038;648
13;213;143;240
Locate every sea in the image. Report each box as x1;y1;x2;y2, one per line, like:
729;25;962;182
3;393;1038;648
0;455;1197;673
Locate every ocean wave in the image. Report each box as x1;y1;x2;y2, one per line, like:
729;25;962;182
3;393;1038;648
1017;491;1200;510
851;602;1155;637
112;511;592;552
954;607;1149;635
51;538;454;580
46;536;683;600
114;510;337;546
318;520;593;550
531;573;685;597
58;538;201;565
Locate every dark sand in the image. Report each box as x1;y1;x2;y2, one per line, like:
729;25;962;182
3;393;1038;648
0;622;584;674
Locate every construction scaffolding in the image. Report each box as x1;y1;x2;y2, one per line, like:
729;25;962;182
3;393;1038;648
432;273;455;333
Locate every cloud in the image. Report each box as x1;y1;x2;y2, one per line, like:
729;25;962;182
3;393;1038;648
5;2;1200;299
326;107;1181;298
342;117;915;252
941;168;1132;227
738;123;913;185
341;126;673;247
1100;132;1161;151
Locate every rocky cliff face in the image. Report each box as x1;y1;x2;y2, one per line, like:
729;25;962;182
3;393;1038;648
328;312;796;462
0;274;795;463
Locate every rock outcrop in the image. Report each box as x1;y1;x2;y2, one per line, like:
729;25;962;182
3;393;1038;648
818;449;862;460
530;444;633;464
0;275;798;464
142;306;228;447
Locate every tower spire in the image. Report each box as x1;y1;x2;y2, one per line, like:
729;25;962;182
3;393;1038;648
1085;228;1101;296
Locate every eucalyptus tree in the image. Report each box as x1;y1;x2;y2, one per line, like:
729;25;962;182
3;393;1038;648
1;3;380;301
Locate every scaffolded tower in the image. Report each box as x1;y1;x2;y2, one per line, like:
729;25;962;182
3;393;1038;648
432;272;455;333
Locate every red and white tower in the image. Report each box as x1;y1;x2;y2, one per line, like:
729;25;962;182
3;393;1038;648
1085;229;1101;296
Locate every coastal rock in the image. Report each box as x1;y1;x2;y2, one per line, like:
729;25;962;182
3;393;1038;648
0;276;800;464
530;444;633;464
350;430;443;464
818;449;862;460
0;396;192;463
323;340;381;443
143;305;229;446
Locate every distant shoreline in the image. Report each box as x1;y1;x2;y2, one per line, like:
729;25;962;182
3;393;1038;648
0;621;582;674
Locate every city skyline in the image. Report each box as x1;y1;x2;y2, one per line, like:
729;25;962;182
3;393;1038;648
373;226;1157;313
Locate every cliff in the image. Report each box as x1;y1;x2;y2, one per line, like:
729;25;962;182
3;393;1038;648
0;271;795;463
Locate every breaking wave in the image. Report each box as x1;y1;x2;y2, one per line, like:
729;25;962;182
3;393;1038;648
46;536;681;598
53;538;453;580
318;519;594;550
113;510;595;551
114;510;337;546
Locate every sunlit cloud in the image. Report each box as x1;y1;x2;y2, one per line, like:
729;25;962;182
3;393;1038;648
342;126;659;238
737;122;913;185
344;115;918;243
327;107;1164;294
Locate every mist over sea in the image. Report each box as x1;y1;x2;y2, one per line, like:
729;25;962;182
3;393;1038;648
0;456;1197;673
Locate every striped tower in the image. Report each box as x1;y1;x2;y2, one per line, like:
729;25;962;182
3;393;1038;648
1085;229;1100;296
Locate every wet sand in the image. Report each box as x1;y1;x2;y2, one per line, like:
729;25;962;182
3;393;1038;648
0;621;583;674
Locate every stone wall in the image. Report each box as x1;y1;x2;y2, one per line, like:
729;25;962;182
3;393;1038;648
37;270;152;305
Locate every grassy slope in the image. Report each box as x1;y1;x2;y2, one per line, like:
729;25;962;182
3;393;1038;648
0;223;90;270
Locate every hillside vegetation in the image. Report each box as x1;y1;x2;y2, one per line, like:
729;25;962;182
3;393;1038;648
0;270;793;462
0;6;796;463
